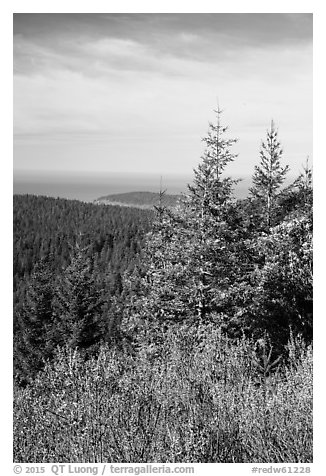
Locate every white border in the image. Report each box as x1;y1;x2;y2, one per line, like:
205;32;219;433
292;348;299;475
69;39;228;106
3;2;323;474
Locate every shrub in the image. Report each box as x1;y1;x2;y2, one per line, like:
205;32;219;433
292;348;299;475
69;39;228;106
13;330;312;463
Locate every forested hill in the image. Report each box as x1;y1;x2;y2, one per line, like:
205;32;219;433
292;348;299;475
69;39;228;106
94;191;181;209
13;194;154;379
14;194;153;283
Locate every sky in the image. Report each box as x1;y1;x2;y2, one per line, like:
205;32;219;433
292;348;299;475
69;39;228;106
13;13;313;180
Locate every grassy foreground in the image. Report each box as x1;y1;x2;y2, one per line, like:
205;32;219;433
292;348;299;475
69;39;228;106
14;330;312;463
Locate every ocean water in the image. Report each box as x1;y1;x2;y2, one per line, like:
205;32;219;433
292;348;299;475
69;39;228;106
13;171;252;202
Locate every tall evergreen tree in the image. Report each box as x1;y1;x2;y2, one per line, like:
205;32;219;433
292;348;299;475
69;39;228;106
185;106;239;322
122;108;239;345
250;120;289;228
54;242;105;354
233;153;312;350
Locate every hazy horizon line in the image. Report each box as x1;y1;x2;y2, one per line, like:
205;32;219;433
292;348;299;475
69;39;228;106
14;168;299;179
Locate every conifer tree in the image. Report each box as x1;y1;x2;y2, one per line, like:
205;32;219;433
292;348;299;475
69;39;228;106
276;157;313;222
54;242;104;354
295;156;313;210
122;108;239;344
246;210;313;350
238;149;312;350
250;121;289;228
189;106;238;212
185;106;239;322
14;255;58;383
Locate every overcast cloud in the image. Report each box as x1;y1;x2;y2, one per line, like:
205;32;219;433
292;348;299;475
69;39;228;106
13;13;312;177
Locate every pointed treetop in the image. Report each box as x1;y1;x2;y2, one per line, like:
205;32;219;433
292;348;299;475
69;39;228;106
187;107;239;211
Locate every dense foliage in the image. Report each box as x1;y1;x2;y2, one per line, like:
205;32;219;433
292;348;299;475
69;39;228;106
121;110;312;356
13;110;313;462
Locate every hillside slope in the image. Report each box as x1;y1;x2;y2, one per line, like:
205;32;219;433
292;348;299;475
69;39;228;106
94;191;182;209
